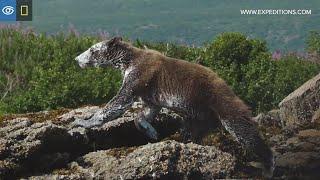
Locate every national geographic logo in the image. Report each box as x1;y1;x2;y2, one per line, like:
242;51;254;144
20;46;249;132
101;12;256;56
0;0;32;21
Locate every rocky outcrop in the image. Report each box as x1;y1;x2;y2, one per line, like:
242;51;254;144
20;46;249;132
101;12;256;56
253;109;283;127
0;105;183;179
1;73;320;179
0;118;82;178
271;128;320;178
29;141;236;179
279;73;320;126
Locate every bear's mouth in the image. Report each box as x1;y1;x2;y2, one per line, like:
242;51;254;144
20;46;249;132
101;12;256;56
78;62;91;68
96;61;112;68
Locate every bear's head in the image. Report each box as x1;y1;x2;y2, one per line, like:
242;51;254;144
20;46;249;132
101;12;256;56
75;37;133;69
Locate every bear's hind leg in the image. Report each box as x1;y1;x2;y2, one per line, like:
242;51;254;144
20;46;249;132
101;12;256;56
134;105;160;140
187;108;220;144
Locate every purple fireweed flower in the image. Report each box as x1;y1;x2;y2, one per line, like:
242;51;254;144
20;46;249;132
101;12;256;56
272;50;281;60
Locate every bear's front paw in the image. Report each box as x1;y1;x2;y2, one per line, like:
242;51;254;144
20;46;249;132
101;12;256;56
70;118;89;128
71;116;103;128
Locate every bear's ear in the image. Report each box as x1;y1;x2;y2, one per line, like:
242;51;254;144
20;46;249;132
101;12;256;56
109;37;123;45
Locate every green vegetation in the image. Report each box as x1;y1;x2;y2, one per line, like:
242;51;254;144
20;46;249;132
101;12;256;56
307;31;320;54
0;28;121;114
24;0;320;51
0;28;319;116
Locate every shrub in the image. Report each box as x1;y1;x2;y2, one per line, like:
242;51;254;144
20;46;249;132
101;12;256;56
134;40;202;63
0;28;121;113
205;32;268;66
0;28;319;115
241;54;320;113
307;30;320;54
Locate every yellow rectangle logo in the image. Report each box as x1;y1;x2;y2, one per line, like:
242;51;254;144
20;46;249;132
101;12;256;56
21;5;28;16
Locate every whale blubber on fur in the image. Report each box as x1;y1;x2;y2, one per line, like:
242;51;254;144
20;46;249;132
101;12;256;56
74;37;274;177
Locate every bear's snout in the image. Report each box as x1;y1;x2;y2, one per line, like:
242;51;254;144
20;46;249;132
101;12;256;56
75;49;92;68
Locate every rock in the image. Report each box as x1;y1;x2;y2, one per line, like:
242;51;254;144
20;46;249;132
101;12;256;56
279;73;320;126
253;109;283;127
0;106;182;179
297;129;320;145
0;118;84;178
2;101;320;179
28;140;236;179
271;128;320;179
297;129;320;138
275;152;320;178
57;106;101;124
312;108;320;124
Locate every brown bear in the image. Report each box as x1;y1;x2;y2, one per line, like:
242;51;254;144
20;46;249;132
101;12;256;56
74;37;274;177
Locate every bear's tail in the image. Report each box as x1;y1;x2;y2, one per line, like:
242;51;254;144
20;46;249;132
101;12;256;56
220;116;274;177
210;96;274;178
